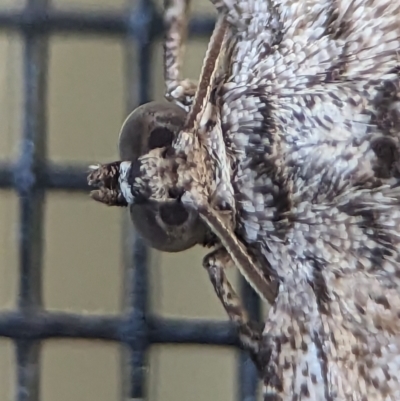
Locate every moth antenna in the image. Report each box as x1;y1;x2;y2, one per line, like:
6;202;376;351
183;16;228;133
196;201;277;304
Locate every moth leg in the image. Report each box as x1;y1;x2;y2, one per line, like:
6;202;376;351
181;193;276;304
203;247;263;362
164;0;197;110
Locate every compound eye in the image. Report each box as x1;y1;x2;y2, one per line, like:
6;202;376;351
118;100;187;161
159;203;189;226
148;127;174;150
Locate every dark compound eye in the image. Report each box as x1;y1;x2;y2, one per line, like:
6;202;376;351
148;127;174;150
118;100;186;161
159;203;189;226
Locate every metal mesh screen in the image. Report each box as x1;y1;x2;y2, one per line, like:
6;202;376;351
0;1;261;400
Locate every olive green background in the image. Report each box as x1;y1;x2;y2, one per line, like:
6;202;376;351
0;0;259;400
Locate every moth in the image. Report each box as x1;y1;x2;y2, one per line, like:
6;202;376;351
88;0;400;399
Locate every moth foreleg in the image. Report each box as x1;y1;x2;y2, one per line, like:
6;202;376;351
163;0;197;110
203;247;264;367
191;200;276;305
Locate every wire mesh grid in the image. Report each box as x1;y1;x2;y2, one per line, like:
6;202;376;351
0;1;261;400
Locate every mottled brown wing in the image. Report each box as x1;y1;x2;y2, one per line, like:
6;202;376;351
213;0;400;399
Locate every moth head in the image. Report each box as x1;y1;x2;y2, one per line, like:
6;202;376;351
88;101;209;252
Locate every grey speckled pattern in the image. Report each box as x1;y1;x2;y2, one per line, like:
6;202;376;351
88;0;400;399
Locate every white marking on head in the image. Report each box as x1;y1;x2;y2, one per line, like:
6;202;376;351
118;161;134;204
